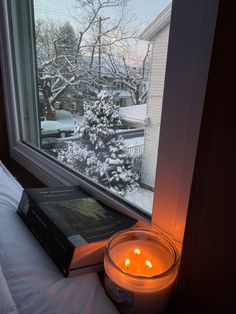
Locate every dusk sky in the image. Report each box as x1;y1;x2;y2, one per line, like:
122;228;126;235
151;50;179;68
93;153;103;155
34;0;171;63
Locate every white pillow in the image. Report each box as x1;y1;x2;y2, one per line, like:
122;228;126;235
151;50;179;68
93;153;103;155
0;161;23;210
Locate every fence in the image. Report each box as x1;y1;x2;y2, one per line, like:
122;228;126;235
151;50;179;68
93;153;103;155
127;144;144;158
127;144;144;177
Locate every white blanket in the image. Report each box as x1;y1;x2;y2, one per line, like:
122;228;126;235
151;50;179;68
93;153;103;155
0;161;118;314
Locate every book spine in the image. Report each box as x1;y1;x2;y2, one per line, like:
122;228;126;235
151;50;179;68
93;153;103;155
18;193;74;277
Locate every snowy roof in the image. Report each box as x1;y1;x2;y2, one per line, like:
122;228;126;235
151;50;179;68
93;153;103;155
140;3;172;41
119;104;147;127
78;56;122;75
81;56;138;76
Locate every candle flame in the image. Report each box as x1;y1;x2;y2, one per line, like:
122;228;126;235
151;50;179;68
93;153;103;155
125;258;130;269
146;260;152;268
134;248;141;255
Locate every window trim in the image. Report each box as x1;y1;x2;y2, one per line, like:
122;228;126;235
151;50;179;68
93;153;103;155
0;0;219;244
151;0;219;243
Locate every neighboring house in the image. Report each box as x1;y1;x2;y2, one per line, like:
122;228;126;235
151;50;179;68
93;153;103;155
80;57;137;107
113;90;133;107
139;3;171;190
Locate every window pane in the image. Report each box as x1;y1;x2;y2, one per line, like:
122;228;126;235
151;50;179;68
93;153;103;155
11;0;172;215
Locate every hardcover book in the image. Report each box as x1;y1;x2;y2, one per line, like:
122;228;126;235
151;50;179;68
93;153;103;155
17;186;136;277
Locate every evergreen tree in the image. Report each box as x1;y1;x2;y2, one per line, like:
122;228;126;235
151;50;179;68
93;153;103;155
56;22;77;57
57;141;91;172
77;89;121;149
76;90;139;195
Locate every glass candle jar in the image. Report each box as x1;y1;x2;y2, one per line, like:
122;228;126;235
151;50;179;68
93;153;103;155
104;228;179;314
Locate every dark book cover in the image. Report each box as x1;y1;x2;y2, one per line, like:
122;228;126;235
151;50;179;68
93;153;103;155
17;186;137;277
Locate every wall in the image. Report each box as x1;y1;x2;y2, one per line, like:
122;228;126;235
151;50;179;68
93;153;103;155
173;0;236;313
141;24;170;189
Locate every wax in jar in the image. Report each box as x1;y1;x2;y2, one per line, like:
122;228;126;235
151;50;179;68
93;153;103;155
110;240;173;277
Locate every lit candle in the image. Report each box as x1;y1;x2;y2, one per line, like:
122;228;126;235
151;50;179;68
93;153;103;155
104;229;179;314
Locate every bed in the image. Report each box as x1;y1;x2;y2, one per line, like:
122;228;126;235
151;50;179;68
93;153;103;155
0;161;118;314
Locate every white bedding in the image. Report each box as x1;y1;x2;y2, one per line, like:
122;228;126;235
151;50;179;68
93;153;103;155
0;161;118;314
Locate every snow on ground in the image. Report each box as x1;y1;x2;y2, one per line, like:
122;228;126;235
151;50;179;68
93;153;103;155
124;186;153;214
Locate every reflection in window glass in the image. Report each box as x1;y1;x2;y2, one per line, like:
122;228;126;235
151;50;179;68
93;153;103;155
15;0;172;214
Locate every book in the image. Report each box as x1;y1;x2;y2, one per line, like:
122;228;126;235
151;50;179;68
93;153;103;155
17;186;137;277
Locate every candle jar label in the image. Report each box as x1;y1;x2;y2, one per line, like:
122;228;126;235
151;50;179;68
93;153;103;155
105;274;133;314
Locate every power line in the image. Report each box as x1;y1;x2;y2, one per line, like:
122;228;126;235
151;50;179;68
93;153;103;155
35;8;73;19
35;5;71;14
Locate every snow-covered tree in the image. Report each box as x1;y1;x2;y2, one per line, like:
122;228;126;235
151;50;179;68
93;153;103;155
57;90;139;194
35;0;138;118
57;141;91;171
35;0;132;117
95;136;139;194
56;22;77;57
36;21;79;118
77;89;121;149
75;90;139;195
104;42;151;105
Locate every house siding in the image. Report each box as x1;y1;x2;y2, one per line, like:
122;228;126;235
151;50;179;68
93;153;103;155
141;24;170;189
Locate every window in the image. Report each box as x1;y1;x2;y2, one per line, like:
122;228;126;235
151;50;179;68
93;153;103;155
0;0;219;244
4;0;172;215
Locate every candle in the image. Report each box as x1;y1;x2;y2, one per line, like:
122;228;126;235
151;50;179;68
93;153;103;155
104;229;179;314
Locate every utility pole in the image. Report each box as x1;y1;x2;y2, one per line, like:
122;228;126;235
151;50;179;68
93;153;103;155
98;16;102;92
98;16;110;92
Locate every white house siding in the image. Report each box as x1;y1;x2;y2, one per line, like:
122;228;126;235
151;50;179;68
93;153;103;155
141;24;170;189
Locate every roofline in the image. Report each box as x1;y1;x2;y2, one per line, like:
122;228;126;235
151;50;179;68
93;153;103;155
139;2;172;41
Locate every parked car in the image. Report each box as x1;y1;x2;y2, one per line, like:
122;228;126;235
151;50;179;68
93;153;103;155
40;120;74;138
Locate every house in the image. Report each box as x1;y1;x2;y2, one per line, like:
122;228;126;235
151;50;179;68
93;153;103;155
1;1;236;313
139;3;171;190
